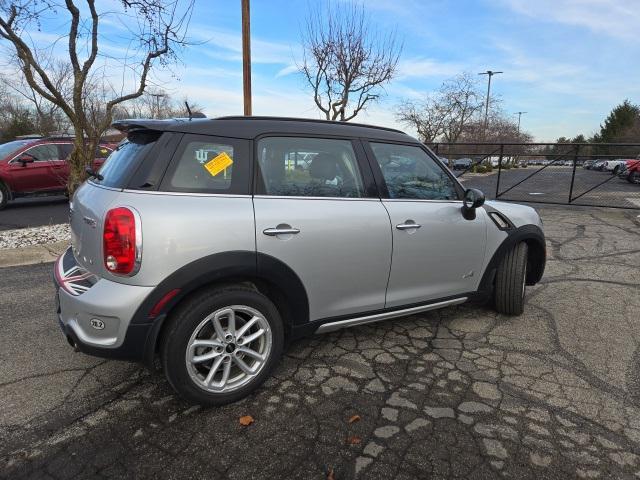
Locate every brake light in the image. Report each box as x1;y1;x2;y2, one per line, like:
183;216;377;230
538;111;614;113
103;207;140;275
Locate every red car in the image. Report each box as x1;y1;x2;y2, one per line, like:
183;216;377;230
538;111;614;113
0;137;114;209
625;159;640;184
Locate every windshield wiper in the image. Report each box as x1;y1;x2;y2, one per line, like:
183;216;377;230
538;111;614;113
85;166;103;181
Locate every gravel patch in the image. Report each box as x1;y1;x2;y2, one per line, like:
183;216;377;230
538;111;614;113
0;224;70;249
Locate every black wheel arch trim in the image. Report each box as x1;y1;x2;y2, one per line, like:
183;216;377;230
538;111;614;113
477;224;546;294
130;250;310;363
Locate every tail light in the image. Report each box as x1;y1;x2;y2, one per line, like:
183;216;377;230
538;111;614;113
103;207;141;275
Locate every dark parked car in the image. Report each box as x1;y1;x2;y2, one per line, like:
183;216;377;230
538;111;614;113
453;158;473;170
592;160;606;171
0;137;115;209
583;159;596;169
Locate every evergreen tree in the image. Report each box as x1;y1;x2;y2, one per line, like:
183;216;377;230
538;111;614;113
598;100;640;142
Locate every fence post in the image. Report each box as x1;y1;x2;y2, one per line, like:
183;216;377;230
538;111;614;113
568;144;580;203
495;144;504;198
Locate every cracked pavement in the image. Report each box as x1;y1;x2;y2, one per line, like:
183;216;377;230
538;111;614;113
1;206;640;479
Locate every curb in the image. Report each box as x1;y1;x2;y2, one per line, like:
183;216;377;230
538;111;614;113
0;241;69;268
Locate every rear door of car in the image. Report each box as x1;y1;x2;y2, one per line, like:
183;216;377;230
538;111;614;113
364;140;487;307
253;135;392;322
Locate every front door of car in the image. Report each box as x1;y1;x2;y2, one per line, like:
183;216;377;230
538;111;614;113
253;136;392;322
364;141;487;308
7;143;62;192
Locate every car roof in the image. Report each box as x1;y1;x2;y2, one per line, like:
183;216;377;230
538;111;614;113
112;116;418;143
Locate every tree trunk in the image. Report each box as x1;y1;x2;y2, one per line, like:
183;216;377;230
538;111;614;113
67;130;98;195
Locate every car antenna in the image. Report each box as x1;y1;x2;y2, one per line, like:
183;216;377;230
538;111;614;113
185;101;193;120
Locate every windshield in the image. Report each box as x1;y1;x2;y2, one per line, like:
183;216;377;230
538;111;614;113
95;131;159;188
0;140;32;159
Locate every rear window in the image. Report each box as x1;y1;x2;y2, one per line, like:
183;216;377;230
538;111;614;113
96;131;160;188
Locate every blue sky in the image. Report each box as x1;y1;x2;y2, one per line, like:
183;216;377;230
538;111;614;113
14;0;640;141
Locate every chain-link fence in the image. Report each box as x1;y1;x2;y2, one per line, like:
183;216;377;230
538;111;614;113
430;142;640;209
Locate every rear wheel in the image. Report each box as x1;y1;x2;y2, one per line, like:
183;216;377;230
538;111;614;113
161;286;284;406
0;181;9;210
494;242;528;315
629;171;640;185
613;166;620;175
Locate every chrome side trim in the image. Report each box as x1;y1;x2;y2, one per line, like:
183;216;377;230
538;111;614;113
315;297;467;334
120;189;250;198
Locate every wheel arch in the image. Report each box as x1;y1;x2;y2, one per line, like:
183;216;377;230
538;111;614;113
0;176;12;201
477;224;546;296
134;251;309;367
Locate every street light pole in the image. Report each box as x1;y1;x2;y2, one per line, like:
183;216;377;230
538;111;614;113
478;70;503;132
514;111;527;133
241;0;252;116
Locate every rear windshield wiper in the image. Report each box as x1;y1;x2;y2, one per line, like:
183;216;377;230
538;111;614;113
85;166;104;181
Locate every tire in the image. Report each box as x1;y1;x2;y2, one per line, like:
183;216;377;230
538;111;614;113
0;181;9;210
161;286;284;406
494;242;528;315
629;171;640;185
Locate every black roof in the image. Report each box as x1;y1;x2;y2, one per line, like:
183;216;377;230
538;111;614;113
112;116;416;143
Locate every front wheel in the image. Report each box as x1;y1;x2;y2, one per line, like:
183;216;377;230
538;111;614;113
629;171;640;185
494;242;528;315
161;286;284;406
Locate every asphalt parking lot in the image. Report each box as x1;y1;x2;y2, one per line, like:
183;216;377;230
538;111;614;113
459;166;640;209
0;196;68;231
1;205;640;479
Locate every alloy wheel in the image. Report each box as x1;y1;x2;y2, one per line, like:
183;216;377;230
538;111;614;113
185;305;272;393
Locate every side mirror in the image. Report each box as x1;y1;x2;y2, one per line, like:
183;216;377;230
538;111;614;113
17;154;35;166
462;188;485;220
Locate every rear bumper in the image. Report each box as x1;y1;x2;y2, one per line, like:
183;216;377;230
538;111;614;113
54;247;155;361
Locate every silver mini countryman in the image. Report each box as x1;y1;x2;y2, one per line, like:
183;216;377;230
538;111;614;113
54;116;545;405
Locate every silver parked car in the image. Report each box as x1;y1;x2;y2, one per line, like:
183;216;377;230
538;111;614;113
54;117;546;405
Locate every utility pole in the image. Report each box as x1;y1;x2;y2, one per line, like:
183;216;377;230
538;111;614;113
478;70;503;132
149;92;166;119
514;111;527;133
241;0;252;116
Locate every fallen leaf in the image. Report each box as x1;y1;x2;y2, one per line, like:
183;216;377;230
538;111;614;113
348;414;361;424
347;435;361;445
239;415;254;426
326;467;335;480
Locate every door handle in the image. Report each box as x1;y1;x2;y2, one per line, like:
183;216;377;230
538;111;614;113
263;227;300;236
396;222;421;230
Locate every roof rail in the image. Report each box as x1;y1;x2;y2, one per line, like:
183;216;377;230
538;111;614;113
216;116;407;135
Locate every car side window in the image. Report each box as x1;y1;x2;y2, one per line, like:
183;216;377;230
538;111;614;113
369;142;459;200
160;134;250;194
256;137;365;198
23;144;60;162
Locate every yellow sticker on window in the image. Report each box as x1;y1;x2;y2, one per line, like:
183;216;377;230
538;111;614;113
203;152;233;177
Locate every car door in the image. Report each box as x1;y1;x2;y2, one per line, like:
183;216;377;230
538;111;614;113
253;135;392;322
7;143;61;192
364;141;487;308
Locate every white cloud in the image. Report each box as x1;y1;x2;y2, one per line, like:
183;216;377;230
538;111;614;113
498;0;640;41
275;64;298;78
397;57;466;79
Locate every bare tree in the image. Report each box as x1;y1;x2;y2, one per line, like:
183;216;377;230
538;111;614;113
0;62;72;135
396;73;483;143
114;89;204;119
0;0;194;192
299;1;401;121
